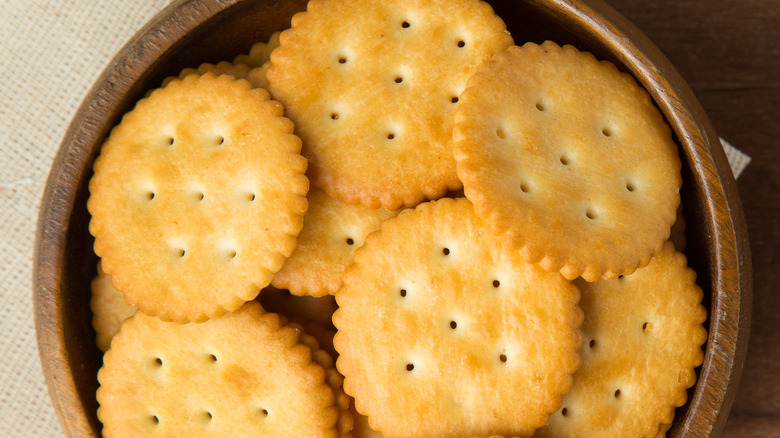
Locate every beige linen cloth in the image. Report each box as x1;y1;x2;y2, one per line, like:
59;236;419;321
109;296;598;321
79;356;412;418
0;0;751;436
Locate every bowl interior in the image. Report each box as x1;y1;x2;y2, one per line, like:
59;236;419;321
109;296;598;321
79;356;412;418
36;0;746;436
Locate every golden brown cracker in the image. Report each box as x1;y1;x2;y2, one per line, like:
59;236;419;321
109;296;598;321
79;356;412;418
234;31;282;68
96;301;340;437
454;41;681;281
288;321;354;437
267;0;513;209
88;73;309;323
334;198;583;437
90;261;136;351
533;242;707;438
273;186;398;296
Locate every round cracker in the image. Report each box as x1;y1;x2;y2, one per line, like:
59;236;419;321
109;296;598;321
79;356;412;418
272;186;398;296
333;198;583;437
267;0;513;210
534;241;707;438
454;41;681;281
88;73;309;323
96;301;340;437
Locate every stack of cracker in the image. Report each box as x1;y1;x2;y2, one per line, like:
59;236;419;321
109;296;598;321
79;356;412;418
87;0;707;437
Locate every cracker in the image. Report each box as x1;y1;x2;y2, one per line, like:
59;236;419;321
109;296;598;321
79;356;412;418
88;73;309;323
273;186;398;296
257;286;338;329
454;41;681;281
287;320;354;437
333;198;583;437
350;402;383;438
247;62;271;89
96;301;340;437
90;261;136;351
267;0;513;210
234;31;282;68
533;241;707;438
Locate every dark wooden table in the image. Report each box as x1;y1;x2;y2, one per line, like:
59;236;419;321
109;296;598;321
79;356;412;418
604;1;779;436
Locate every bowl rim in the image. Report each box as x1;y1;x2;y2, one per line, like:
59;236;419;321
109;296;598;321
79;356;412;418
33;0;751;436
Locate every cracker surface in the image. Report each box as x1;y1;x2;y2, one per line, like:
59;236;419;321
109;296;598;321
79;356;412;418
88;73;308;323
273;186;398;296
533;241;707;438
454;41;681;281
96;301;340;437
234;31;282;68
267;0;513;209
333;198;583;437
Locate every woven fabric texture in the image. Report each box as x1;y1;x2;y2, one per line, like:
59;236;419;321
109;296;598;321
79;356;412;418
1;1;170;436
0;0;751;436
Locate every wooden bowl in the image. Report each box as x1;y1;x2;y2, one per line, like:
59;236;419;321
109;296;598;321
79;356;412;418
34;0;751;436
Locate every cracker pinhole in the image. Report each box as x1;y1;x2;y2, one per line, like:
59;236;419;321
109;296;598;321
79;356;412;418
589;339;597;349
143;191;155;202
394;76;403;84
614;389;622;399
499;353;508;363
442;247;450;256
207;353;218;363
330;112;339;120
601;126;614;137
449;320;457;330
457;40;466;48
147;415;160;427
338;56;347;64
625;180;637;192
202;410;213;422
520;181;530;194
165;136;174;147
559;153;571;166
246;192;256;202
399;288;407;298
153;357;163;367
173;247;186;258
219;246;237;262
642;322;652;332
451;96;459;103
492;279;500;288
406;363;415;372
256;408;269;419
386;132;396;140
535;101;546;112
345;237;354;246
561;407;569;417
401;20;410;28
193;190;205;202
585;208;598;220
496;127;507;139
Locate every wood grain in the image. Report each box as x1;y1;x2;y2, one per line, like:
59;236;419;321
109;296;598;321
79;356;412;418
33;0;754;436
